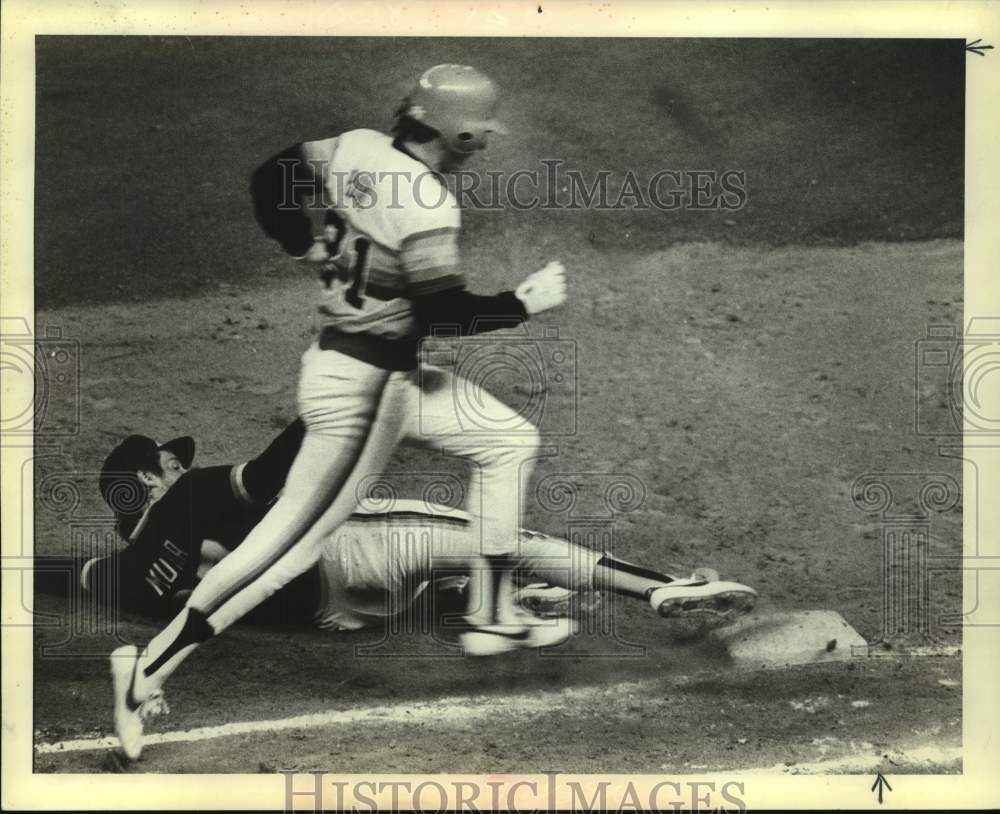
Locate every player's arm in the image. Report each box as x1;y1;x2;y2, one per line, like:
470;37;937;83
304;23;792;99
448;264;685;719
33;553;159;616
250;137;339;258
77;548;179;618
412;286;527;336
404;228;566;337
228;418;306;508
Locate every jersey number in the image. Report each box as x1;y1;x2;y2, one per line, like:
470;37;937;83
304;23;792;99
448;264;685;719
345;237;370;308
321;211;370;308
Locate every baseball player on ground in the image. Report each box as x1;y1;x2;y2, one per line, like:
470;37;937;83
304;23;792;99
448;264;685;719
105;64;757;761
38;423;756;634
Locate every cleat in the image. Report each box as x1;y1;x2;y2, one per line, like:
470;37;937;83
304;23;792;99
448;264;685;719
110;645;144;760
515;583;574;617
649;579;757;622
460;624;531;656
460;612;576;655
110;645;169;761
690;567;719;583
522;614;576;648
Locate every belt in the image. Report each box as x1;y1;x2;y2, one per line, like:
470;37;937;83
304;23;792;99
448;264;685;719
318;326;418;372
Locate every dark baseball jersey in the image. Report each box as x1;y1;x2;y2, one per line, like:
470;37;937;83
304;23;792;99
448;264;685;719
80;420;310;619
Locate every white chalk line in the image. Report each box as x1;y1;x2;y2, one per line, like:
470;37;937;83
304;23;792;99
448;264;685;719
34;681;654;755
34;638;963;760
35;680;963;778
742;744;963;775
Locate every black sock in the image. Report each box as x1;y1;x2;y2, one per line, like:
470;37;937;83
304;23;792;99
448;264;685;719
593;555;676;600
483;554;510;624
143;607;215;678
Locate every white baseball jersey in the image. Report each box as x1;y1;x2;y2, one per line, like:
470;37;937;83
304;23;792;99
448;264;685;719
318;129;463;341
312;502;601;630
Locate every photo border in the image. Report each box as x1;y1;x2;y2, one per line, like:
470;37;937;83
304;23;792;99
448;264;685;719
3;0;998;809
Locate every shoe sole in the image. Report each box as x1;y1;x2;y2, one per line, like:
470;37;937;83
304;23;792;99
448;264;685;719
460;629;530;656
516;586;574;618
109;645;142;760
655;588;757;621
525;617;576;648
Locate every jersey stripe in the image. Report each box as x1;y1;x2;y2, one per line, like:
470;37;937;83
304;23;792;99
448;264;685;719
229;463;255;507
402;228;460;291
400;226;460;246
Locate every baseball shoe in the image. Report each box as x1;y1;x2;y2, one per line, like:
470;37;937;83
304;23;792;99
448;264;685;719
649;577;757;622
460;612;576;656
460;623;532;656
515;583;574;617
521;613;577;648
110;645;169;760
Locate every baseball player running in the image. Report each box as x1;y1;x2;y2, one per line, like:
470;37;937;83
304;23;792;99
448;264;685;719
104;64;758;761
38;423;756;635
107;64;571;760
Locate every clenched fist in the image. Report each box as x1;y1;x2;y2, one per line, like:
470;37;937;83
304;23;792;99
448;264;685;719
515;261;567;316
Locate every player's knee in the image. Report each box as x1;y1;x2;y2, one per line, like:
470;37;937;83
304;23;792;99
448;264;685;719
479;425;540;469
500;421;540;455
522;420;541;449
516;422;541;460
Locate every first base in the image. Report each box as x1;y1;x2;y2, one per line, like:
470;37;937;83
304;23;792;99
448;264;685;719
710;610;868;670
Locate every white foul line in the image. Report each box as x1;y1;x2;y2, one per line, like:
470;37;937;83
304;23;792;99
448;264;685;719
742;744;963;775
34;682;653;756
36;678;963;777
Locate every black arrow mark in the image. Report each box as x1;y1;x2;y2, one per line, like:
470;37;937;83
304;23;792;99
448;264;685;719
871;772;892;804
966;39;994;56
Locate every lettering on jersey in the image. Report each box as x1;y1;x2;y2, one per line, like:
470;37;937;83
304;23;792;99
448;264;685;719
346;170;376;209
163;540;187;560
314;129;461;339
144;538;189;597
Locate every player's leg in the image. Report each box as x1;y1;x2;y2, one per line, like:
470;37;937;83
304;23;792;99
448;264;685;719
515;534;757;621
313;512;444;629
114;350;409;733
404;365;554;652
596;556;757;619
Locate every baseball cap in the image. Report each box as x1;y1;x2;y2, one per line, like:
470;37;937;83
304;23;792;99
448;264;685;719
99;434;195;516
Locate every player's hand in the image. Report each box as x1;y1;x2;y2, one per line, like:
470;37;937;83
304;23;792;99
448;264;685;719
299;239;332;263
515;261;567;315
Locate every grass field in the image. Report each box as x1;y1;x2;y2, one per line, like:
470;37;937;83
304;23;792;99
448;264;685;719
30;37;964;774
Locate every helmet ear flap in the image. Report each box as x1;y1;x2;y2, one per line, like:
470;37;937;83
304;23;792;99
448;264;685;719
451;130;482;154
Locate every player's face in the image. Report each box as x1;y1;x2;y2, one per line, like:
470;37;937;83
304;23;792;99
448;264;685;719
148;450;187;494
157;451;187;484
440;136;485;172
439;149;473;172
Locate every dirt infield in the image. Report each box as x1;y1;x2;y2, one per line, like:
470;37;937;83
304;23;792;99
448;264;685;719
31;239;963;772
27;36;965;776
34;37;963;308
34;655;960;774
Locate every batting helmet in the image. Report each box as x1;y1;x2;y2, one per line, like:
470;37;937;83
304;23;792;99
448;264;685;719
402;64;507;154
